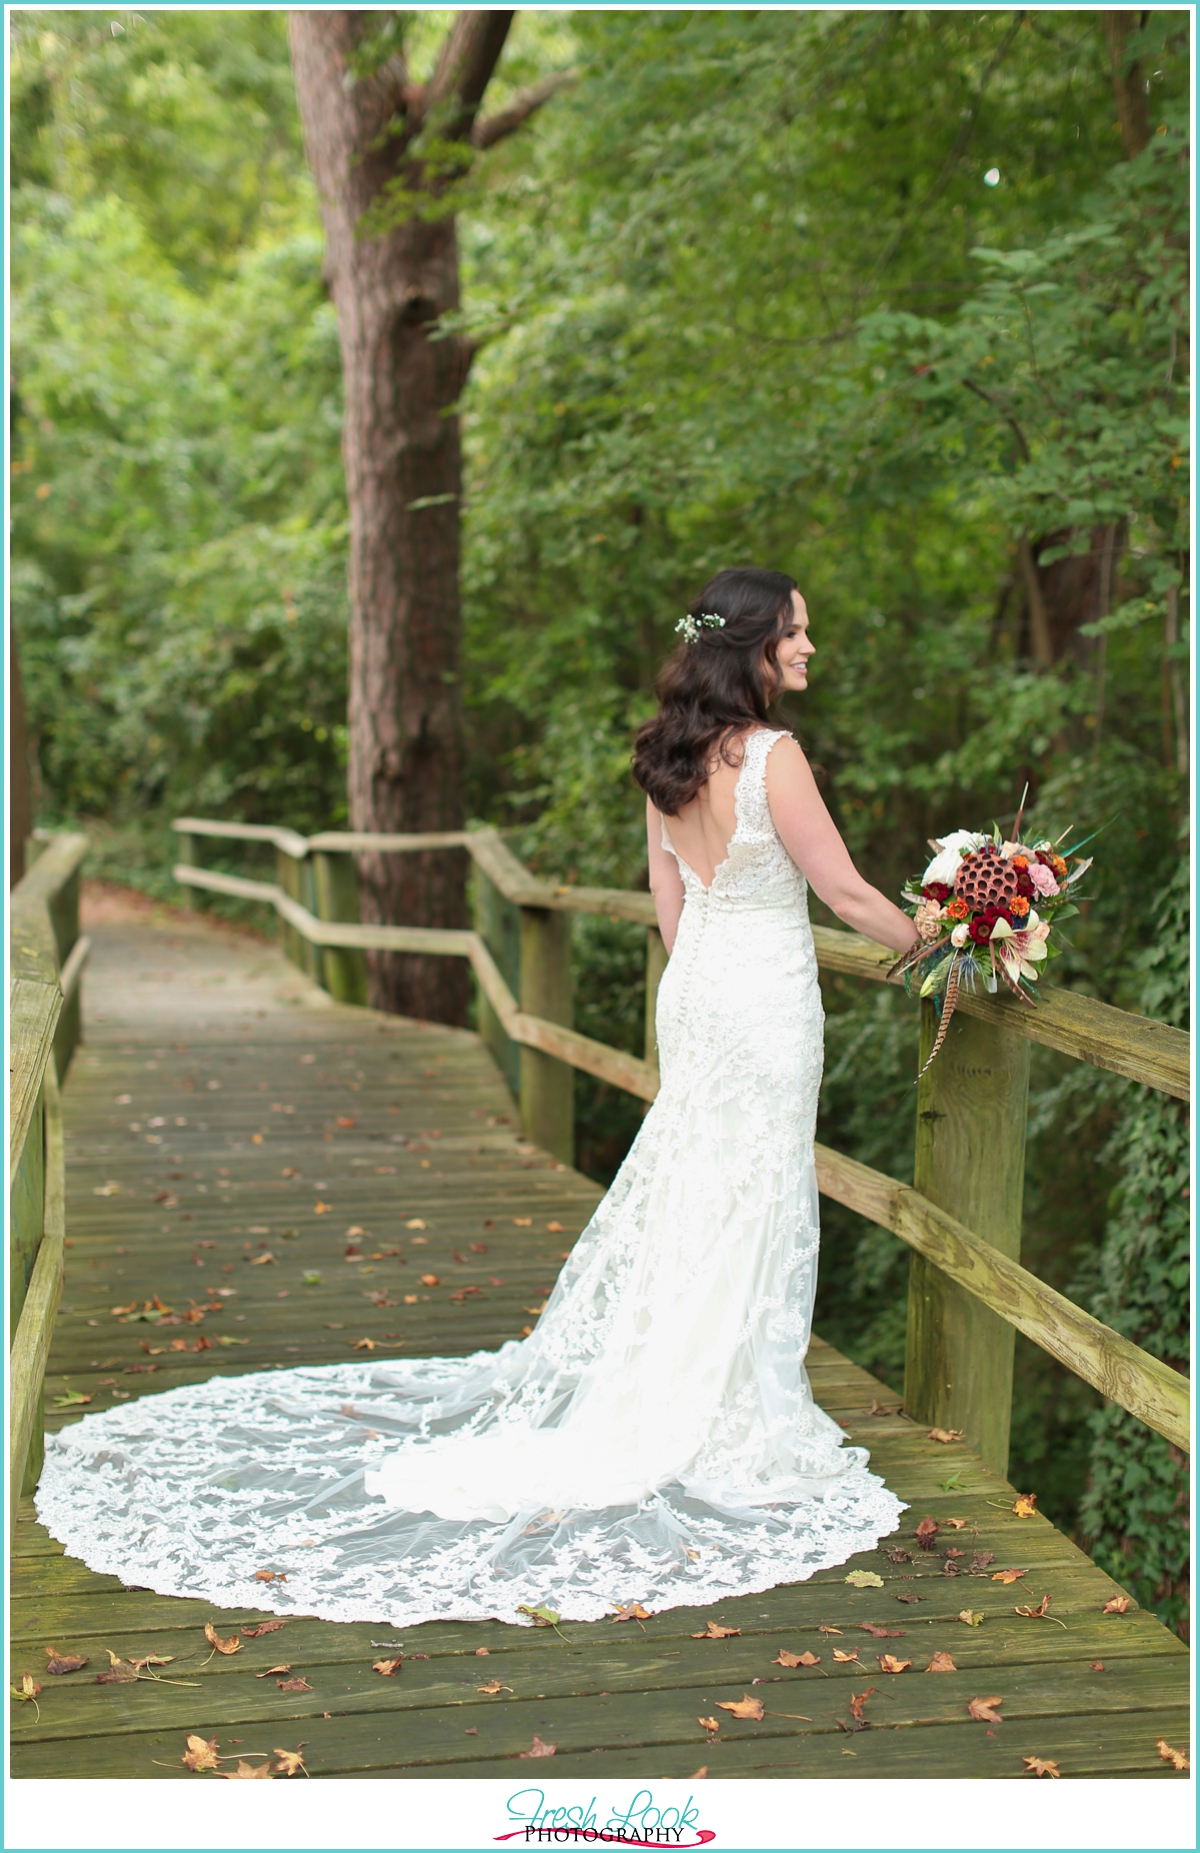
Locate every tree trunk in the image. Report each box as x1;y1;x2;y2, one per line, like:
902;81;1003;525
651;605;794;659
289;12;513;1023
1104;13;1151;161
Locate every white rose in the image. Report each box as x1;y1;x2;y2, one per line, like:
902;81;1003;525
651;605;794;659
921;829;986;888
950;922;969;948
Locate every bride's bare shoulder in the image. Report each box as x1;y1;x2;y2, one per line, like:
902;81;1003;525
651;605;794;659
764;732;818;793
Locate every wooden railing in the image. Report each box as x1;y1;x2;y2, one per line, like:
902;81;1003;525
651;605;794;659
9;832;90;1534
171;819;1191;1471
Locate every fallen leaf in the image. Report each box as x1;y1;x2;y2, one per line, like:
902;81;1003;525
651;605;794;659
832;1649;860;1663
849;1687;875;1721
352;1337;377;1351
968;1695;1004;1723
958;1610;984;1627
273;1747;308;1777
474;1648;490;1657
250;1252;276;1265
943;1518;970;1530
895;1594;925;1605
1023;1755;1061;1778
692;1766;708;1778
817;1624;844;1635
992;1568;1029;1584
12;1673;42;1702
44;1650;88;1675
1090;1661;1105;1671
513;1218;532;1227
216;1335;248;1347
419;1274;440;1288
52;1391;92;1407
405;1219;426;1230
1102;1594;1132;1614
518;1735;557;1758
1157;1738;1189;1771
877;1655;911;1674
867;1398;895;1415
130;1654;174;1671
255;1569;286;1584
336;1116;356;1129
927;1427;964;1443
241;1620;287;1638
204;1623;241;1657
255;1666;292;1678
476;1678;514;1695
970;1551;996;1572
716;1694;764;1721
858;1623;905;1639
276;1677;312;1692
943;1546;965;1560
1012;1493;1038;1518
610;1603;652;1623
692;1620;740;1640
218;1759;274;1780
915;1517;940;1551
774;1650;819;1668
96;1659;138;1684
926;1651;957;1672
313;1201;331;1215
182;1733;221;1772
523;1304;548;1317
373;1659;404;1677
885;1547;911;1563
697;1717;720;1735
547;1221;565;1232
1014;1593;1054;1619
844;1570;884;1588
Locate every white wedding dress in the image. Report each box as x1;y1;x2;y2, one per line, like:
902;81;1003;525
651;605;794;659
37;729;903;1626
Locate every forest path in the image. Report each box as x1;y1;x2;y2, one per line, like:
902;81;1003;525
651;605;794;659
10;894;1189;1779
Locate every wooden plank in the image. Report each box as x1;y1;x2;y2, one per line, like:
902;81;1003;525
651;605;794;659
464;828;554;909
10;1066;65;1513
815;1143;1191;1451
906;1003;1031;1476
517;906;574;1163
312;852;369;1006
309;830;472;854
173;817;310;860
10;980;61;1181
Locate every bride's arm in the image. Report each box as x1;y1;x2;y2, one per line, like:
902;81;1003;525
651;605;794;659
765;738;919;955
647;797;686;953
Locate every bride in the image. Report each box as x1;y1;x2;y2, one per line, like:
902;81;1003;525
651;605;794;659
38;567;920;1627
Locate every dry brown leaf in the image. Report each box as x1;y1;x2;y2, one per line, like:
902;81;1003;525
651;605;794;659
1090;1661;1105;1672
182;1733;221;1772
915;1516;940;1551
877;1655;911;1674
547;1221;565;1233
96;1659;138;1684
610;1603;652;1623
218;1759;274;1780
774;1649;819;1668
849;1687;875;1721
130;1654;174;1672
241;1619;287;1638
967;1695;1004;1723
832;1649;860;1663
255;1569;287;1584
958;1610;984;1627
477;1678;514;1695
716;1694;765;1721
992;1568;1029;1584
475;1648;490;1657
419;1274;440;1288
276;1677;312;1692
926;1651;957;1673
335;1116;356;1129
858;1623;906;1638
44;1650;88;1675
1157;1738;1189;1771
273;1747;309;1777
691;1620;740;1639
867;1399;896;1416
1023;1755;1061;1778
1014;1593;1054;1620
518;1735;556;1758
885;1547;911;1564
927;1427;964;1443
1012;1493;1038;1518
372;1658;403;1677
250;1252;276;1266
697;1717;720;1735
943;1518;970;1530
255;1666;292;1678
895;1594;925;1604
512;1218;532;1228
692;1766;708;1778
204;1623;241;1656
1102;1594;1132;1614
817;1624;844;1635
971;1551;996;1572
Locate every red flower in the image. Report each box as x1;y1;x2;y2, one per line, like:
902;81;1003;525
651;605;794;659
921;882;951;902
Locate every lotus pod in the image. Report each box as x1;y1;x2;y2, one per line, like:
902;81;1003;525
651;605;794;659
953;846;1015;912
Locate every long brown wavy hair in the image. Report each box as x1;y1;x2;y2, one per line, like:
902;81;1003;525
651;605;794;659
632;567;798;815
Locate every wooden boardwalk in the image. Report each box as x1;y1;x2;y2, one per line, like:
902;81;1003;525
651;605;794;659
10;894;1189;1780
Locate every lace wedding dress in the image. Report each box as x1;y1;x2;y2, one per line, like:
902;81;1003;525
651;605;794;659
37;728;903;1626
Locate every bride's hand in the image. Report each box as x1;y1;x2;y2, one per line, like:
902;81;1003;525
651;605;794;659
765;739;921;956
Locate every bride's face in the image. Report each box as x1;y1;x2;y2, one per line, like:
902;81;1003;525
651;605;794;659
770;591;815;695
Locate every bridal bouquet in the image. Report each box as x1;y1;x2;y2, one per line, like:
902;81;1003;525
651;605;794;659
891;806;1093;1072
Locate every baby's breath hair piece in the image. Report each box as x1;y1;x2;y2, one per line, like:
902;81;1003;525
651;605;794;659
675;611;726;645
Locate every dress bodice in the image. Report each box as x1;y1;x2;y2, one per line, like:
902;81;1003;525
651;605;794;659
661;727;808;913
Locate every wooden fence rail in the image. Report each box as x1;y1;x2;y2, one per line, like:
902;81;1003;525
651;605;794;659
9;832;89;1534
170;817;1190;1474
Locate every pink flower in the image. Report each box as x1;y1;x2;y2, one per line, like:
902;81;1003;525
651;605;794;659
990;913;1051;981
1027;862;1059;899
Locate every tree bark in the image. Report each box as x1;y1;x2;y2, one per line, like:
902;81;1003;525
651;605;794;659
1104;12;1151;161
288;11;515;1023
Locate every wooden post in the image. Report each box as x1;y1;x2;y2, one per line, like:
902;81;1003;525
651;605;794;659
276;848;307;974
313;851;369;1005
644;928;668;1096
904;1001;1031;1476
473;866;521;1098
518;906;574;1163
48;864;82;1081
177;831;200;912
